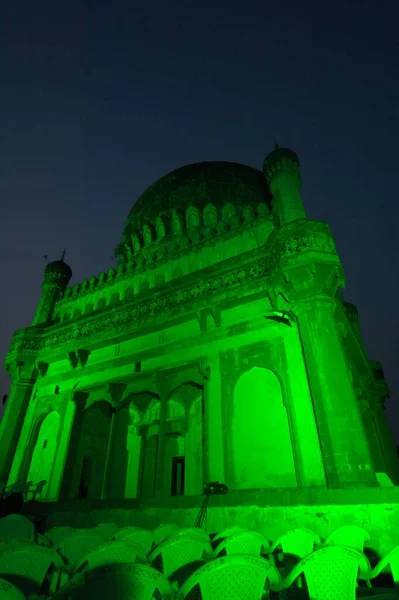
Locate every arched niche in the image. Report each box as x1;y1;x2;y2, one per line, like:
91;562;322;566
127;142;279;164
72;401;113;499
231;367;297;490
165;383;204;496
164;432;185;496
26;410;61;499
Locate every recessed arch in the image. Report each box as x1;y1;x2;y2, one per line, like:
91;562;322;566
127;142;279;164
25;410;61;498
231;366;297;490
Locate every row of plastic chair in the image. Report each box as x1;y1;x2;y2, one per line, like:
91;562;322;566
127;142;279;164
0;480;46;501
1;518;399;599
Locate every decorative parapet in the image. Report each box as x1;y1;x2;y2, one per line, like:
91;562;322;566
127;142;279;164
53;201;272;318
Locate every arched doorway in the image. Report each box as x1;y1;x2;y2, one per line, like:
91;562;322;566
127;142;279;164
26;411;60;498
232;366;297;489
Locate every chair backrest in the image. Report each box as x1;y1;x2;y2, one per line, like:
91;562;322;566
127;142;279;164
366;544;399;584
175;527;210;543
150;535;212;578
283;545;371;600
271;528;321;559
153;523;180;546
0;544;65;596
212;526;246;542
57;531;105;570
112;526;154;554
64;562;174;599
0;577;27;600
178;554;282;599
0;514;35;542
45;526;75;547
323;525;370;551
214;531;269;558
35;480;47;493
76;540;147;573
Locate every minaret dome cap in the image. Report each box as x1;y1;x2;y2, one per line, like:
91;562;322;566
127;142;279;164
263;147;300;185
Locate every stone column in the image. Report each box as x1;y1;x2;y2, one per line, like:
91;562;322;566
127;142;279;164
59;391;88;500
0;361;37;482
101;409;117;499
6;385;39;486
288;267;377;487
154;391;168;499
201;355;225;485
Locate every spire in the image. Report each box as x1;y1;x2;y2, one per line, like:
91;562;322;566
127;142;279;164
274;140;279;150
60;248;66;262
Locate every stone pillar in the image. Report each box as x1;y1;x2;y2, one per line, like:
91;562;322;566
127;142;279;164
154;392;168;499
201;356;225;485
101;409;117;499
59;391;88;500
282;327;327;487
6;385;39;486
290;272;377;487
0;362;37;482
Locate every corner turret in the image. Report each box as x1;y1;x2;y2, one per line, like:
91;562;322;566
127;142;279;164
32;250;72;326
263;145;306;224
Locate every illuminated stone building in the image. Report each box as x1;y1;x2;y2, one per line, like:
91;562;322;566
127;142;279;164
1;147;398;540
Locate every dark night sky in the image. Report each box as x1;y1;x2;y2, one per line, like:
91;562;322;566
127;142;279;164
1;0;398;439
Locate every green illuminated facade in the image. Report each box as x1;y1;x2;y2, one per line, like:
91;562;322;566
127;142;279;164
1;147;398;519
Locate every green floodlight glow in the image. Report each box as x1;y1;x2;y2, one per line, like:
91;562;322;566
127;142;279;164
0;150;397;545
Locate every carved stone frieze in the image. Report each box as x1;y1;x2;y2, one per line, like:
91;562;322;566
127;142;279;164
7;258;270;356
265;218;339;276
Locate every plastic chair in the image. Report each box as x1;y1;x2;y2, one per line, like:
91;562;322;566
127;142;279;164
173;527;210;543
270;528;321;559
75;540;147;573
0;514;35;542
149;534;212;580
358;544;399;588
36;532;52;547
26;480;47;501
0;542;66;596
92;522;118;541
213;530;270;558
153;523;180;546
177;554;282;599
282;545;371;600
57;531;105;571
212;526;247;543
111;526;154;554
53;562;174;599
45;526;75;548
322;525;371;552
0;576;27;600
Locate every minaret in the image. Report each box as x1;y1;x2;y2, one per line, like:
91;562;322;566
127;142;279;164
32;250;72;326
263;144;306;224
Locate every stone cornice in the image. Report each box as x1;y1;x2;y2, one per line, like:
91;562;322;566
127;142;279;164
7;251;271;359
6;218;343;363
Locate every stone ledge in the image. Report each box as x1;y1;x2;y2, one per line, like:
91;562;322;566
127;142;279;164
21;485;399;519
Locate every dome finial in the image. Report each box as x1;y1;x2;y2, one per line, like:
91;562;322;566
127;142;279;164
274;140;279;150
60;248;66;262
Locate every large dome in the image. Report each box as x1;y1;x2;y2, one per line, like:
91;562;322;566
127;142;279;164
121;161;272;242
